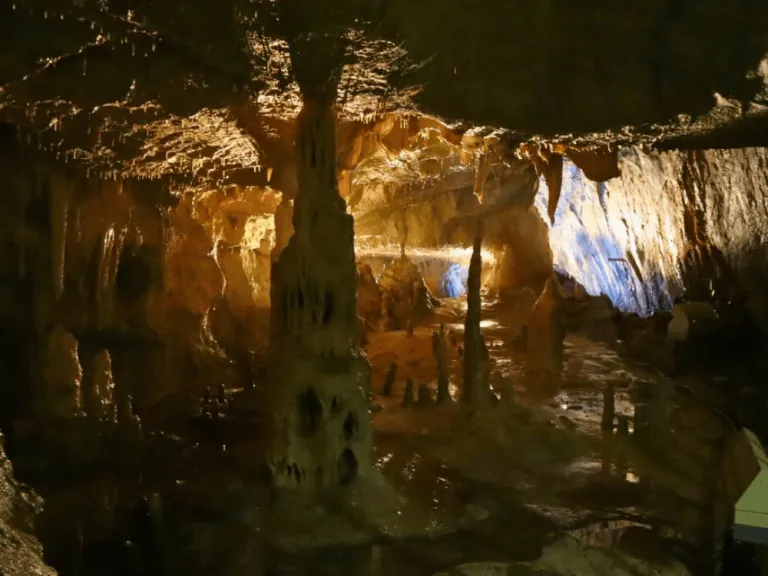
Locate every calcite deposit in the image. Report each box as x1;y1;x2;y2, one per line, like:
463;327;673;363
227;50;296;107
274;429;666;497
37;325;84;419
265;91;371;488
0;2;767;575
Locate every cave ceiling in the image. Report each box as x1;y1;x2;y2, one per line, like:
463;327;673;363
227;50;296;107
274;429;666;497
1;0;768;191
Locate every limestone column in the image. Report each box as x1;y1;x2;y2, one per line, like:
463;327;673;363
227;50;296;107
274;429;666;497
266;88;371;489
463;222;489;405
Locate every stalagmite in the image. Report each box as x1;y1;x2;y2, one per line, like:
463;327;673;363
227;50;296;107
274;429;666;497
382;362;398;396
402;377;415;408
526;274;566;375
37;325;84;419
265;88;371;489
433;326;451;404
89;349;116;422
463;223;489;405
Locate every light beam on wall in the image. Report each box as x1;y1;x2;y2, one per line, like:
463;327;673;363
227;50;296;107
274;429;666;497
440;262;469;298
534;158;674;315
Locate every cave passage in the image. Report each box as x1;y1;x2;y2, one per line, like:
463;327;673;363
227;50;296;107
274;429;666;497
2;4;768;575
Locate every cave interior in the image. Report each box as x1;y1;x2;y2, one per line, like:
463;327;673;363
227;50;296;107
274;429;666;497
2;1;768;575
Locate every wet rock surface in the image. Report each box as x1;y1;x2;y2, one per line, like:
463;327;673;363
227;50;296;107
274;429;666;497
0;439;57;576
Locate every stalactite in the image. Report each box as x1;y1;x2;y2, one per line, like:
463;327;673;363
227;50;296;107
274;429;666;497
473;151;491;202
49;173;72;301
463;221;489;405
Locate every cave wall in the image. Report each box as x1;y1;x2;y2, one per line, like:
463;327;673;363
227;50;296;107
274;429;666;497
537;148;768;331
0;134;275;423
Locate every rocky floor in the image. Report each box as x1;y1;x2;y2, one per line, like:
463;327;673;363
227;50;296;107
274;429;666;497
1;293;744;576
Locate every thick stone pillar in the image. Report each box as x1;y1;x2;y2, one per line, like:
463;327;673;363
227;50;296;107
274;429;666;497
266;98;372;490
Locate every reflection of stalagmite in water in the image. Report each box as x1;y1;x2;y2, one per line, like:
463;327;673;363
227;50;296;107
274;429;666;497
463;223;490;405
601;382;615;432
37;325;84;419
90;349;117;422
433;325;451;404
527;274;565;375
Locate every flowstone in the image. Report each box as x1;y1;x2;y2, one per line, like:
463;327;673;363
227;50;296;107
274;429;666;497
36;325;84;419
266;99;372;490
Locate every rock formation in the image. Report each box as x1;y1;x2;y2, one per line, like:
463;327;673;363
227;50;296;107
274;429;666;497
0;442;57;576
463;225;490;405
356;262;383;329
37;325;84;419
601;382;616;432
265;42;372;487
526;274;566;376
378;255;438;331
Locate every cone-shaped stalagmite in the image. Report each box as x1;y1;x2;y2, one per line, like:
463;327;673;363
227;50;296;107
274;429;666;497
264;35;371;490
527;274;566;375
433;326;451;404
463;222;490;405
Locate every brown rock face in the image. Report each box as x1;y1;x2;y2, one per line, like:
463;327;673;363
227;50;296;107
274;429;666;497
547;147;768;333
